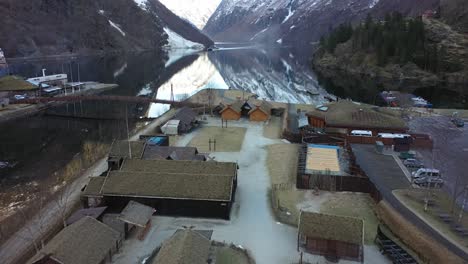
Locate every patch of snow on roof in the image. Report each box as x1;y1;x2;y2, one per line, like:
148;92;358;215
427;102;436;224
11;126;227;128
108;20;126;37
98;10;105;15
276;38;283;44
164;27;204;50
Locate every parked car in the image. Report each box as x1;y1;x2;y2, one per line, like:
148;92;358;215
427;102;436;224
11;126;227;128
412;168;441;179
403;158;424;168
399;151;416;160
14;94;27;100
452;118;465;128
414;177;444;188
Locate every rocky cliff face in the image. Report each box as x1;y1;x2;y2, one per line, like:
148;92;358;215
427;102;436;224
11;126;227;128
0;0;213;58
204;0;439;49
312;18;468;92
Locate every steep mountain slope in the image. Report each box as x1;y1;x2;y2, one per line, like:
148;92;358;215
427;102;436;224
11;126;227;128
370;0;439;17
205;0;439;49
312;17;468;100
440;0;468;33
0;0;213;58
146;0;214;48
0;0;166;58
158;0;221;30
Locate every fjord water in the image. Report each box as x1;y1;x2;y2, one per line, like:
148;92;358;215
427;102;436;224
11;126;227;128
1;45;466;192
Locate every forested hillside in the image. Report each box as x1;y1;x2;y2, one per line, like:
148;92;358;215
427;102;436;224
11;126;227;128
313;12;468;91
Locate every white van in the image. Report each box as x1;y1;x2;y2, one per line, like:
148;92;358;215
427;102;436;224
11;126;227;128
351;130;373;137
412;168;441;179
377;133;411;139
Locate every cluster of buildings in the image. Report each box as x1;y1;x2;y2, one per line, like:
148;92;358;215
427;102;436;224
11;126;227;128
30;132;239;263
27;97;436;264
219;98;272;122
293;100;429;262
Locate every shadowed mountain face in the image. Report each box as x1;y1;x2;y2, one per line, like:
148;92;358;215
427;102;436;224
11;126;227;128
0;0;165;58
0;0;214;58
204;0;440;49
440;0;468;34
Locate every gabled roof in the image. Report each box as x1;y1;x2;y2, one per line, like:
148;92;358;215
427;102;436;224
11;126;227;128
30;217;121;264
220;100;243;114
109;140;146;159
306;100;407;130
118;201;155;227
153;230;211;264
82;177;106;197
101;171;234;201
248;100;272;115
120;159;237;176
0;75;37;91
299;211;364;245
173;107;197;126
142;146;205;161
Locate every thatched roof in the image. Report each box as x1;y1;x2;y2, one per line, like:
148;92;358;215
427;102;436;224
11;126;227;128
0;75;37;91
306;100;407;130
109;140;145;159
248;100;272;116
118;201;155;227
142;146;205;161
120;159;237;176
30;217;120;264
152;230;211;264
220;100;243;114
299;211;364;245
101;171;234;201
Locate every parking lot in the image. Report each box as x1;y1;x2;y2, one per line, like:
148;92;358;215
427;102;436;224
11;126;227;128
408;116;468;203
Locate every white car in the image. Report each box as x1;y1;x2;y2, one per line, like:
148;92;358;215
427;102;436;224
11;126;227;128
14;94;27;100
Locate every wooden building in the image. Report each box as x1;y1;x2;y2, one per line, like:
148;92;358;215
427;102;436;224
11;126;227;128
30;217;121;264
107;140;146;170
153;230;212;264
298;211;364;262
248;101;272;122
82;159;238;220
306;100;407;135
118;201;155;240
219;100;243;121
172;107;198;133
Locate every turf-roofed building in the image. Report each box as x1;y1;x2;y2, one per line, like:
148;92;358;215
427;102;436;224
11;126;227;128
298;211;364;262
82;159;238;219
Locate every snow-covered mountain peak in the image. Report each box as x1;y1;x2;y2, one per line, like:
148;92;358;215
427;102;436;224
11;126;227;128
159;0;222;30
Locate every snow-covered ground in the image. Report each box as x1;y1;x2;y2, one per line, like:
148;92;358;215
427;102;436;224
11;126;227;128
164;27;204;50
112;117;391;264
133;0;148;10
159;0;222;30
